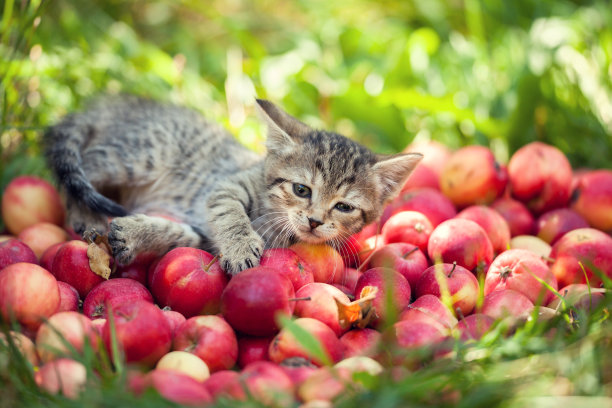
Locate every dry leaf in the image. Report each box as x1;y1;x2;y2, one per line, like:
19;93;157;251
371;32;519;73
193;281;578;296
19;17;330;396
335;285;379;329
86;232;113;280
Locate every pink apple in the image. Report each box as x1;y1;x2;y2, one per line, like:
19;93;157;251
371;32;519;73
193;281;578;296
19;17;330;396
456;205;511;254
382;188;457;227
221;266;295;336
35;311;97;363
237;336;272;368
83;278;153;319
401;162;440;192
51;240;106;298
404;140;452;178
381;211;433;253
35;358;86;399
415;263;480;315
0;331;39;366
139;369;213;406
297;366;352;403
509;235;552;258
56;282;80;313
102;300;172;366
203;370;246;401
536;209;589;245
294;282;351;336
40;242;64;272
392;319;448;349
17;222;68;259
0;238;37;270
399;294;458;330
333;267;362;294
508;142;573;214
354;267;412;325
259;247;315;291
368;243;429;289
549;228;612;287
0;262;59;330
162;309;186;338
289;242;344;284
280;358;318;386
149;247;227;318
269;317;343;366
339;328;381;358
491;197;536;237
173;315;238;373
156;351;211;382
455;314;495;341
485;249;557;304
440;146;507;207
240;361;295;407
548;284;606;312
357;234;385;267
480;289;534;320
571;170;612;232
1;175;65;235
427;219;494;272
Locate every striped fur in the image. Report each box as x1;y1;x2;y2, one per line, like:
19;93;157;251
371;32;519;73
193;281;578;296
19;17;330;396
44;97;421;274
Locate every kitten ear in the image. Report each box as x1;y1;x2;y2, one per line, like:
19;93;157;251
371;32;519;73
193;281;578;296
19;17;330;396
256;99;312;153
371;152;423;202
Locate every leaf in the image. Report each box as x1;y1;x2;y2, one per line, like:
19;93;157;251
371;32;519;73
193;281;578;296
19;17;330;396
335;285;379;330
86;234;112;280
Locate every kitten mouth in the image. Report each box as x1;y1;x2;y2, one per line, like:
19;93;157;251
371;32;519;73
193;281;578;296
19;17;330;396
296;229;328;244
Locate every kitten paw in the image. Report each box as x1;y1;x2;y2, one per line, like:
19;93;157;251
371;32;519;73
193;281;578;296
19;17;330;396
219;232;264;275
108;217;140;265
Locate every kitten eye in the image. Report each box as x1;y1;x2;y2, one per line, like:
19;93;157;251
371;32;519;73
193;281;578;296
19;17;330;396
334;202;354;212
293;183;312;198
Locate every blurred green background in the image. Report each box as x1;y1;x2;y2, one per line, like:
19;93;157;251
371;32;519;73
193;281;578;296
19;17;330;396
1;0;611;194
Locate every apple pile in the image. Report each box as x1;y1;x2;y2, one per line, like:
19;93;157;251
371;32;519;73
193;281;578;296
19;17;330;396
0;140;611;406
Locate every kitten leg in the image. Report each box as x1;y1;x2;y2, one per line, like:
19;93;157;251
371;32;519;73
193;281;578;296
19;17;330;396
107;214;207;265
65;195;109;236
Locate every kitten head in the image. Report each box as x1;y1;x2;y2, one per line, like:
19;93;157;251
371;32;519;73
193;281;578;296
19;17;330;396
256;99;422;248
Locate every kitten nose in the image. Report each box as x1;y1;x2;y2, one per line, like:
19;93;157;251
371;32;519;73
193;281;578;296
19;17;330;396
308;218;323;230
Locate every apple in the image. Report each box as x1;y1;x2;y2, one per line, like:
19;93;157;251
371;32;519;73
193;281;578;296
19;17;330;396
456;205;511;254
392;319;448;350
491;197;536;237
297;366;352;403
404;140;452;179
339;328;381;358
335;355;384;376
415;263;480;315
51;240;106;298
381;188;457;227
401;162;440;192
102;300;172;366
338;223;380;268
35;311;97;363
259;247;315;291
173;315;238;373
91;318;106;336
507;142;573;214
571;169;612;232
0;238;37;270
354;267;412;325
149;247;227;318
427;219;494;272
156;350;211;382
17;222;68;259
280;357;318;387
289;242;344;284
398;294;458;330
35;358;86;399
509;235;552;258
138;369;213;406
294;282;351;336
368;243;429;289
357;234;385;267
83;278;153;319
237;336;272;368
221;266;295;336
0;331;39;366
269;317;343;366
162;309;186;338
40;242;65;272
549;228;612;287
480;289;534;320
1;175;65;235
203;370;246;401
333;267;362;294
536;209;589;245
239;361;295;407
114;252;157;285
548;284;606;312
440;145;507;207
0;262;60;330
455;314;495;341
381;211;433;253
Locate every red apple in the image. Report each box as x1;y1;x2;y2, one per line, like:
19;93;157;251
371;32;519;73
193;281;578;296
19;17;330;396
294;282;351;336
456;205;511;254
485;249;557;304
237;336;272;368
368;243;429;289
149;247;227;318
1;175;65;235
404;140;452;179
382;188;457;227
549;228;612;287
156;350;211;382
455;314;495;341
508;142;573;214
401;162;440;192
35;358;86;399
35;311;97;362
392;319;448;349
339;328;381;358
0;262;59;330
415;263;480;315
548;283;605;312
357;234;385;267
102;300;172;366
280;358;318;386
333;267;362;294
162;309;186;338
203;370;246;401
173;315;238;373
259;247;315;291
297;366;352;403
480;289;534;320
51;240;106;298
536;208;589;245
221;266;295;336
17;222;68;259
440;146;507;207
114;252;157;285
491;197;535;237
269;317;343;366
0;238;37;270
140;369;213;406
240;361;295;407
354;267;412;325
40;242;64;272
83;278;153;319
381;211;433;253
289;242;344;284
571;170;612;232
427;219;494;272
399;294;458;330
0;331;39;366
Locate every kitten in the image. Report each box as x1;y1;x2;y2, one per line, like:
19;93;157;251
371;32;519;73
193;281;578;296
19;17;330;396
44;97;422;274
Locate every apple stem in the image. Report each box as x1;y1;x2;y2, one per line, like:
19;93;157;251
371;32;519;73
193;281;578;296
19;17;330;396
500;266;511;281
402;246;420;259
448;262;457;278
203;255;219;272
541;255;556;263
288;297;311;302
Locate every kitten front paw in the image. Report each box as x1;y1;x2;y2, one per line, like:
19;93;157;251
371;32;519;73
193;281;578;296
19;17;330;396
108;217;139;265
219;232;264;275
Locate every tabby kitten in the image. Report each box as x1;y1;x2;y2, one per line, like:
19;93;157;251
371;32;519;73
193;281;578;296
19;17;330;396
44;97;422;274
